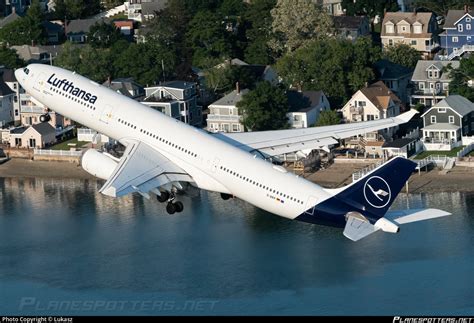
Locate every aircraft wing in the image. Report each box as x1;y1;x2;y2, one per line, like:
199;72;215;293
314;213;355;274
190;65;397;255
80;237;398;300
214;110;418;157
100;140;192;198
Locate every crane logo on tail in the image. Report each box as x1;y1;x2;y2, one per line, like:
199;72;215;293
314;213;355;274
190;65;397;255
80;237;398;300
363;176;391;209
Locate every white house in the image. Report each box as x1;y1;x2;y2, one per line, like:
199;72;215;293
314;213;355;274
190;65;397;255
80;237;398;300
0;78;14;127
287;90;331;128
207;87;249;133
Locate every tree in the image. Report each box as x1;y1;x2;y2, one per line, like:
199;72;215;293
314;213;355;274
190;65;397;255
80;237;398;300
0;46;25;69
383;44;421;69
413;0;474;16
269;0;334;54
0;0;47;46
87;22;124;48
103;0;126;10
342;0;399;18
55;41;82;72
243;0;276;64
237;81;289;131
315;110;340;126
54;0;101;20
449;56;474;101
186;10;231;67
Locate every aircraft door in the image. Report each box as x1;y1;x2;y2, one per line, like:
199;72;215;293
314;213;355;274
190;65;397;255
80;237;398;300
304;196;319;215
99;104;115;124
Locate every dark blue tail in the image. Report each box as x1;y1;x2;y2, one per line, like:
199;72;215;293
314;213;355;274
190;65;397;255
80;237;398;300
297;157;417;227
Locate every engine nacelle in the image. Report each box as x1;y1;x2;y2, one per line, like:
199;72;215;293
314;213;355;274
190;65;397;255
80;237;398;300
374;217;400;233
81;149;118;180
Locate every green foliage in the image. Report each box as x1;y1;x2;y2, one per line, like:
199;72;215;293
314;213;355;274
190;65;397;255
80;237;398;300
269;0;334;54
0;46;25;69
0;0;47;46
449;55;474;101
342;0;399;18
186;10;232;67
412;0;474;15
413;102;426;113
315;110;341;126
103;0;126;10
54;0;102;20
237;81;289;131
383;43;421;69
243;0;275;64
276;37;380;107
87;22;124;48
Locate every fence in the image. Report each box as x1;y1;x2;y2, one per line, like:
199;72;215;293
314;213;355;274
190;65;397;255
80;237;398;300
34;149;82;157
457;143;474;158
352;160;384;182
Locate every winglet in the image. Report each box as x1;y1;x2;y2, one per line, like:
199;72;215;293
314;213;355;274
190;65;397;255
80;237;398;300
395;109;418;124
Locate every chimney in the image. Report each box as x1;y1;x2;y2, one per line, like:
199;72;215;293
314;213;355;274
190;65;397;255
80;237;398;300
236;82;240;94
465;5;469;13
107;76;112;86
12;7;15;14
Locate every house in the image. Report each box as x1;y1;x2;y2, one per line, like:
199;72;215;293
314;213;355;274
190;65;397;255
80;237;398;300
207;87;249;133
142;81;201;126
11;45;58;64
127;0;167;22
381;11;439;56
341;81;402;140
3;1;28;16
0;7;22;27
19;92;70;129
43;20;64;44
410;60;460;107
103;78;144;100
1;68;21;125
314;0;344;16
364;141;385;158
9;123;56;149
421;95;474;151
0;78;14;127
374;59;413;104
214;58;279;86
333;16;370;41
382;137;418;158
66;18;108;43
439;7;474;60
113;20;134;38
287;90;330;128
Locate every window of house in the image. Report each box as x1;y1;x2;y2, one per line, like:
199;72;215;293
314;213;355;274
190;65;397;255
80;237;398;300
431;115;436;123
357;101;366;107
443;83;449;90
468;24;472;30
232;124;240;132
388;39;393;46
458;24;463;32
438;108;446;113
401;26;407;32
411;40;417;45
414;25;422;33
467;17;472;22
453;36;459;42
449;116;455;124
386;24;394;33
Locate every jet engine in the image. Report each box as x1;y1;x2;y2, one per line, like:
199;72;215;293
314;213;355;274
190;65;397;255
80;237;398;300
81;149;119;180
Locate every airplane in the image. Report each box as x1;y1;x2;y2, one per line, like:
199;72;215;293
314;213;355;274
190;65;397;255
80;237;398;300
14;64;451;241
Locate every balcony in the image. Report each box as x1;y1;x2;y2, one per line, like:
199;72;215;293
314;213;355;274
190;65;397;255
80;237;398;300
425;42;440;52
412;88;447;96
20;105;45;114
206;114;242;122
349;106;364;114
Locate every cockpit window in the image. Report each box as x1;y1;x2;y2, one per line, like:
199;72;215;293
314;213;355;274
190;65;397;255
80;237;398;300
23;68;29;75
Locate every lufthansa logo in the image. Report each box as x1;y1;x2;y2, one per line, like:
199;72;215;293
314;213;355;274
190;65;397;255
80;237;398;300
363;176;391;209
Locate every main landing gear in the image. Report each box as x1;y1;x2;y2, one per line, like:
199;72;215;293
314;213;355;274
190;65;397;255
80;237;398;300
156;190;184;215
39;113;51;123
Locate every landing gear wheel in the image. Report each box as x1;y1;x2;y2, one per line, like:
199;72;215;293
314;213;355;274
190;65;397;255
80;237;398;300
157;191;170;203
166;202;176;214
174;201;183;213
39;114;51;123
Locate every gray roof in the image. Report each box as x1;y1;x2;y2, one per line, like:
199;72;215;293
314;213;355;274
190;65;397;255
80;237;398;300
374;59;413;80
443;10;474;28
412;60;460;81
434;95;474;117
141;0;168;15
161;80;194;90
381;12;435;38
333;15;367;30
382;137;416;148
423;123;460;130
211;89;249;107
10;126;28;134
1;68;16;83
66;18;109;34
43;20;64;33
103;78;144;97
0;79;14;96
287;90;325;113
32;122;55;135
0;11;23;28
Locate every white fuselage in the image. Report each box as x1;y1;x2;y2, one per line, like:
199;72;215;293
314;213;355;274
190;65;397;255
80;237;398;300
16;64;334;220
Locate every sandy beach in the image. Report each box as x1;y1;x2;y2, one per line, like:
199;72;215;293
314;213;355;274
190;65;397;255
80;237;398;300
0;158;473;193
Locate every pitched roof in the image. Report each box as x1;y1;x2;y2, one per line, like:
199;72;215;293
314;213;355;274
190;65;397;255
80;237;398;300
434;95;474;117
1;68;16;83
287;90;325;113
66;18;109;34
141;0;168;15
359;81;401;110
333;15;367;30
43;20;63;33
382;137;416;148
374;59;413;80
210;89;249;107
0;79;14;96
443;10;474;28
10;126;28;134
11;45;47;62
0;11;23;28
412;60;460;81
161;80;194;90
381;12;434;37
32;122;55;135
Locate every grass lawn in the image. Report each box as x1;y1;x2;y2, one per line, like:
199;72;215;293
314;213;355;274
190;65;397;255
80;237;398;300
50;138;89;150
414;146;464;159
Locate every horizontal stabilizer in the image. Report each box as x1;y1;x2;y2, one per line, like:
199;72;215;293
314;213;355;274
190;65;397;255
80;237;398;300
343;214;378;241
386;208;451;224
